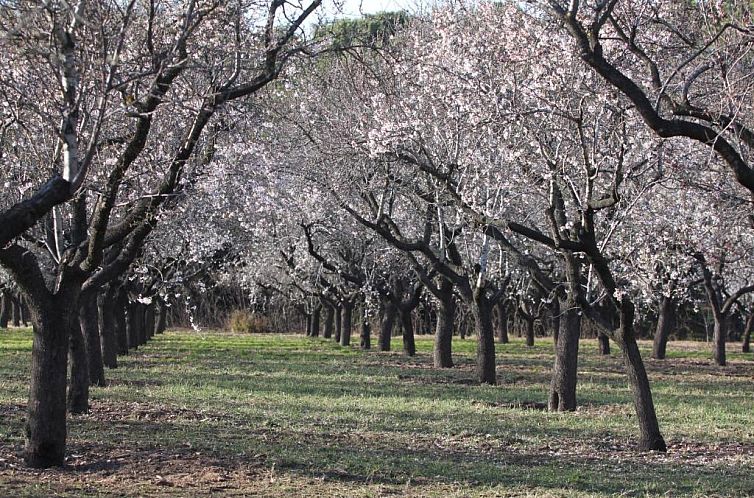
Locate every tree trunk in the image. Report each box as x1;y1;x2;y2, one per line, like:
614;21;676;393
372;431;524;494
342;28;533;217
615;300;666;451
80;293;105;386
0;289;10;328
25;294;76;467
334;306;342;343
495;301;509;344
549;298;581;411
713;313;727;366
525;317;535;347
379;301;396;351
305;313;312;336
434;290;455;368
127;302;139;350
399;308;416;356
360;319;371;350
67;320;90;415
743;309;754;353
155;298;167;334
598;332;610;355
144;303;156;340
12;295;21;326
340;302;353;346
652;296;675;360
323;305;334;339
115;290;129;355
136;303;147;346
471;291;496;385
311;306;320;337
98;291;117;369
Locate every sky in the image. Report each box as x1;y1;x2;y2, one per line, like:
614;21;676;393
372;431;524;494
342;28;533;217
311;0;422;24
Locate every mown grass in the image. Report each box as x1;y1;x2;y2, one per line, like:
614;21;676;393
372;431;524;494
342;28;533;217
1;328;753;497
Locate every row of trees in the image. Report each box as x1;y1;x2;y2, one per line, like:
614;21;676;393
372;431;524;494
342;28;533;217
1;0;753;467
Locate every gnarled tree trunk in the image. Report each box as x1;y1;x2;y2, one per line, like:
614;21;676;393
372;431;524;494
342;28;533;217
322;305;334;339
433;281;455;368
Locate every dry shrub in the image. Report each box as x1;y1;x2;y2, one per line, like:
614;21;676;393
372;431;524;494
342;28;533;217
227;310;269;334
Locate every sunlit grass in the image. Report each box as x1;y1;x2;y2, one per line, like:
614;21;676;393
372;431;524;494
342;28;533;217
1;327;753;497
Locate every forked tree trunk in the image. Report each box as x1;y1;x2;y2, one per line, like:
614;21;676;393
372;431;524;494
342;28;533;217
652;296;675;360
25;291;78;467
471;290;496;385
549;297;581;411
98;291;117;369
615;301;666;452
360;319;371;350
434;292;455;368
399;308;416;356
379;301;396;351
712;313;727;366
67;321;90;414
340;302;353;347
334;306;342;343
323;305;334;339
598;332;610;355
80;293;105;386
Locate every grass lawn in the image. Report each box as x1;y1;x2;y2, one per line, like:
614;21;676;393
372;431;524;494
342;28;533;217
1;328;753;497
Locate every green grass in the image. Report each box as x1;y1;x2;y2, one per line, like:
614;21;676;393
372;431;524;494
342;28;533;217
1;328;753;497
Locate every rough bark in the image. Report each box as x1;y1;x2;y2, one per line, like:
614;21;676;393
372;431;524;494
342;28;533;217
471;290;496;385
80;293;105;386
549;298;581;411
434;291;455;368
67;321;90;414
652;296;675;360
25;294;76;467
